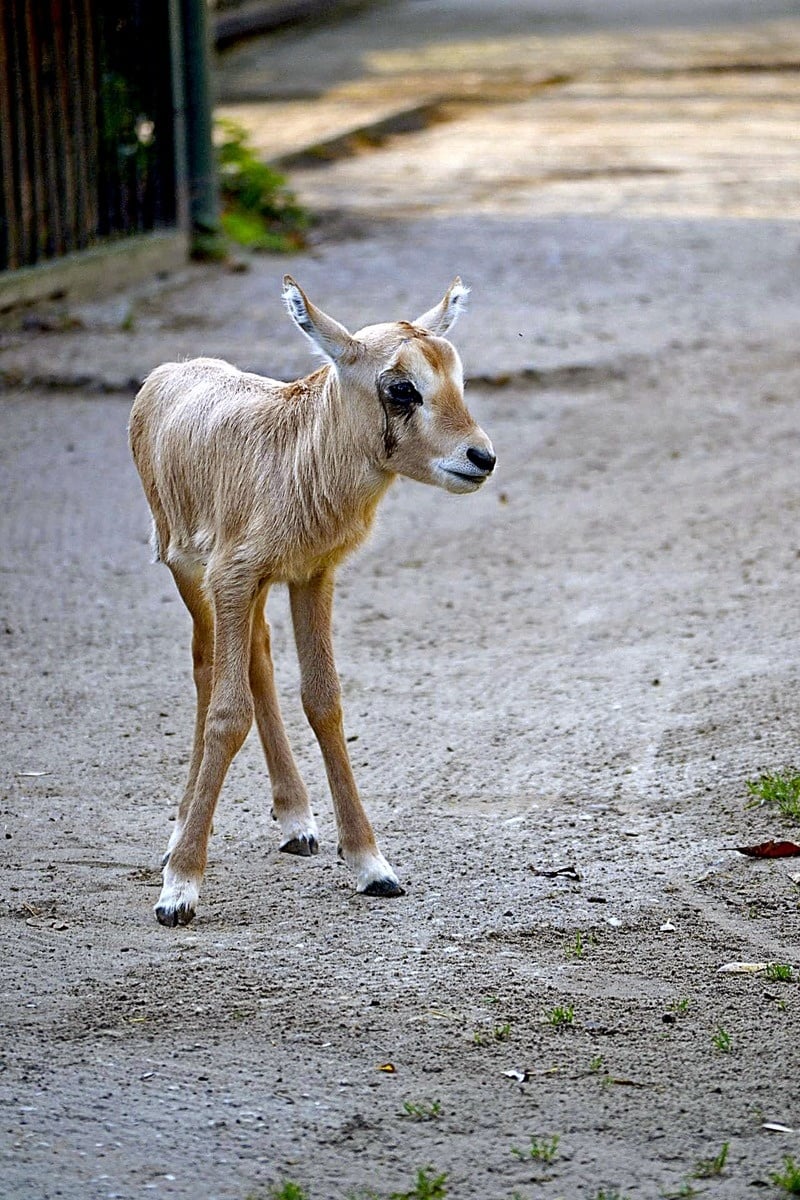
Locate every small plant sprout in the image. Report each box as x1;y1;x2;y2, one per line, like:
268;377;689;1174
663;1184;699;1199
389;1168;448;1200
595;1191;632;1200
670;998;691;1015
511;1134;560;1164
590;1054;606;1073
566;930;585;958
270;1184;308;1200
766;962;794;982
772;1156;800;1195
546;1004;575;1030
712;1027;733;1053
746;771;800;820
494;1022;512;1041
401;1099;442;1122
693;1141;729;1179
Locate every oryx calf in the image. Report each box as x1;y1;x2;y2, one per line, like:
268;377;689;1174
129;276;495;925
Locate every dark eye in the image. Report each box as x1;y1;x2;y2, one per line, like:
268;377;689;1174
387;380;422;405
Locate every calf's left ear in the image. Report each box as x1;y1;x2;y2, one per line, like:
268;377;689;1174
414;277;470;336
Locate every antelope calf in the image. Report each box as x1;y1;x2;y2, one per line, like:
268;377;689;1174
129;276;495;925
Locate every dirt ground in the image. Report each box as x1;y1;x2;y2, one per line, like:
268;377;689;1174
3;3;800;1199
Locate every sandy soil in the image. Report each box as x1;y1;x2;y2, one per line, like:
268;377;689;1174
3;327;800;1199
3;3;800;1199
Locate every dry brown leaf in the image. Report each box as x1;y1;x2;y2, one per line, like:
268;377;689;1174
734;840;800;858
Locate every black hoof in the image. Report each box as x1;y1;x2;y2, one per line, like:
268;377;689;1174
280;834;319;857
362;878;406;898
155;903;195;927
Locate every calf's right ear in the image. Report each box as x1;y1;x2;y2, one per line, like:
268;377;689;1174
282;277;356;363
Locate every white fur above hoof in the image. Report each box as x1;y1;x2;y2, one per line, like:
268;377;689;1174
161;821;184;868
351;850;404;898
155;873;200;927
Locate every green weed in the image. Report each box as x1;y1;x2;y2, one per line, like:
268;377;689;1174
566;930;585;958
546;1004;575;1029
389;1168;448;1200
766;962;794;982
270;1184;308;1200
772;1156;800;1194
693;1141;729;1178
511;1134;560;1164
712;1027;732;1053
746;771;800;820
401;1099;442;1122
662;1184;699;1199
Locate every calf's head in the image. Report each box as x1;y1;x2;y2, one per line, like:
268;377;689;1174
283;276;495;493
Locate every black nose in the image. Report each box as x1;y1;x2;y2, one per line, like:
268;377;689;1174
466;446;496;473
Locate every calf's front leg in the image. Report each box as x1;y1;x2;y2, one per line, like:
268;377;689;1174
289;570;404;897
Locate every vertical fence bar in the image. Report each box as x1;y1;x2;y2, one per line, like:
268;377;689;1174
10;0;35;265
0;2;21;269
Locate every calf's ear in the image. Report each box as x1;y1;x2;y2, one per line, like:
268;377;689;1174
283;276;357;363
414;277;470;335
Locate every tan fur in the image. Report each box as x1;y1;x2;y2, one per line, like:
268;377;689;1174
129;277;494;924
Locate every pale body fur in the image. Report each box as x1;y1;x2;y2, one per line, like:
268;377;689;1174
129;277;495;925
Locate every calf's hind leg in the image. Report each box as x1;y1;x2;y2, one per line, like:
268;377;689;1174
249;589;320;856
162;558;215;865
156;570;255;925
289;569;403;897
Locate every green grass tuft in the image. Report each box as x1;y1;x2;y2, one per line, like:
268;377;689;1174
712;1026;732;1053
693;1141;729;1178
512;1134;560;1164
546;1004;575;1029
270;1184;308;1200
389;1168;448;1200
746;771;800;820
772;1156;800;1194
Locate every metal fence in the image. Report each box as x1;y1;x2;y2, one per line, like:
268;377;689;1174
0;0;178;271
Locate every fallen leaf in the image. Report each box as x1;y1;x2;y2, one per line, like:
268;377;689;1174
530;865;582;881
16;770;50;778
718;962;768;974
659;921;677;932
733;840;800;858
377;1063;396;1073
762;1121;795;1133
503;1068;528;1083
